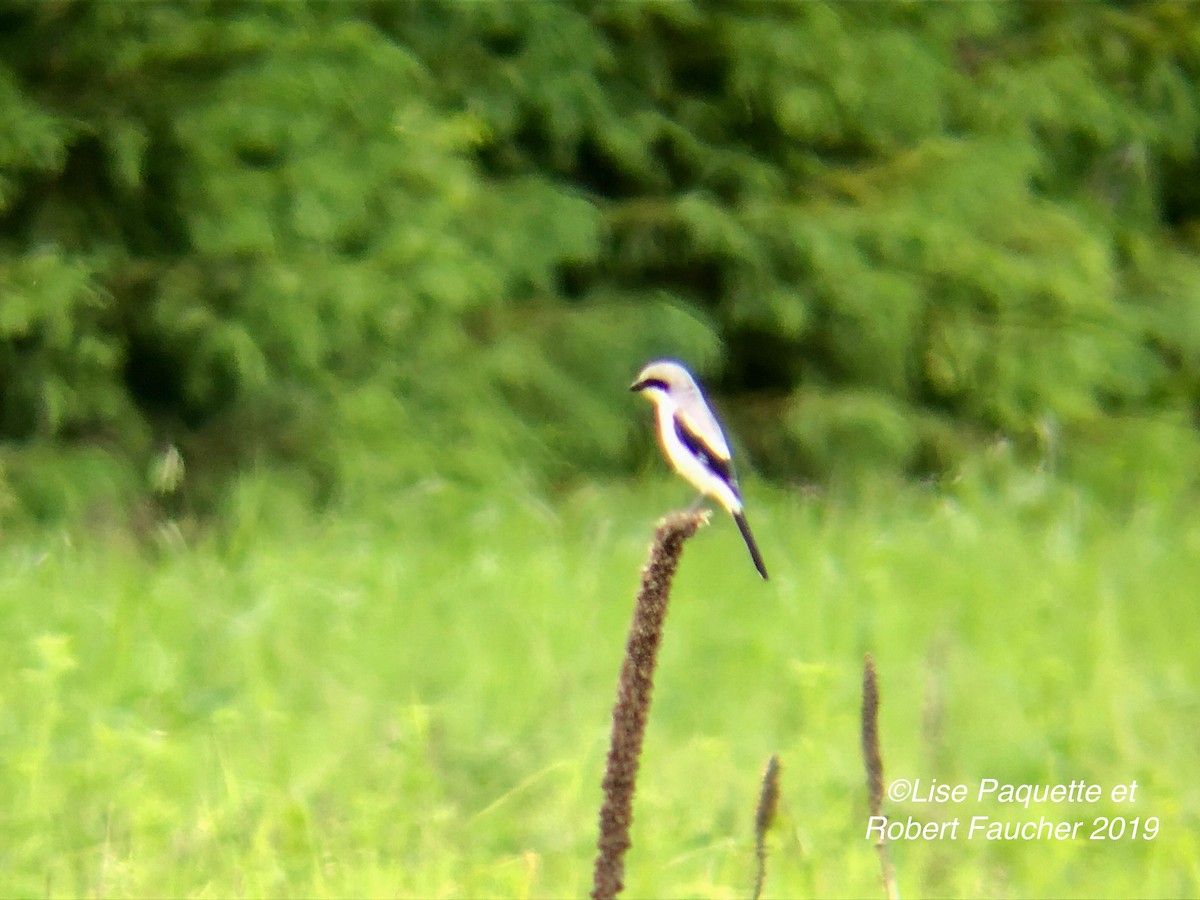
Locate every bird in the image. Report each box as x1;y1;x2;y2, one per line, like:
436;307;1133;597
630;359;768;580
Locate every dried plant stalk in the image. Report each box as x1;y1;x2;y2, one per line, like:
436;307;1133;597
862;654;898;900
592;508;709;900
752;754;781;900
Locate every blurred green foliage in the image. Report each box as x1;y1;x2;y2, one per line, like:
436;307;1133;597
2;480;1198;896
2;0;1200;521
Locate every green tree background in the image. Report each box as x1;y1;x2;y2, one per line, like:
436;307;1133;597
3;0;1200;522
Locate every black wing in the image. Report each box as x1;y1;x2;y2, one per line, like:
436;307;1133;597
674;413;737;490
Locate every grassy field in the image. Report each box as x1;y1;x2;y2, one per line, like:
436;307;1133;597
2;470;1198;898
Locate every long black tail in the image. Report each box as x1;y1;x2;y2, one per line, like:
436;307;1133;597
733;509;769;580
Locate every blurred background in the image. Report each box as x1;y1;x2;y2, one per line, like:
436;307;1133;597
2;2;1198;897
3;0;1198;518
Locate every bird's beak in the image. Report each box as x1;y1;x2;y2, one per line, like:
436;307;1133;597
629;379;647;393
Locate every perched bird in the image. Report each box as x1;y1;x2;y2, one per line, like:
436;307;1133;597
630;359;768;580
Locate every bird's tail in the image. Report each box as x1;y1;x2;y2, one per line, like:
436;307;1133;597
733;509;769;580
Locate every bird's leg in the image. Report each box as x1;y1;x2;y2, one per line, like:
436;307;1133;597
686;493;708;513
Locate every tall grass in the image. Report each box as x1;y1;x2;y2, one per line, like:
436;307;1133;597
1;472;1197;897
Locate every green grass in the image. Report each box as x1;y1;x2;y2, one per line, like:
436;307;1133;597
2;471;1198;898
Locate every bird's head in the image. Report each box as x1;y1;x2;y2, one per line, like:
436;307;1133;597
629;359;700;406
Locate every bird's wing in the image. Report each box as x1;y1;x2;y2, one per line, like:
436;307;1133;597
673;410;736;488
677;389;731;456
